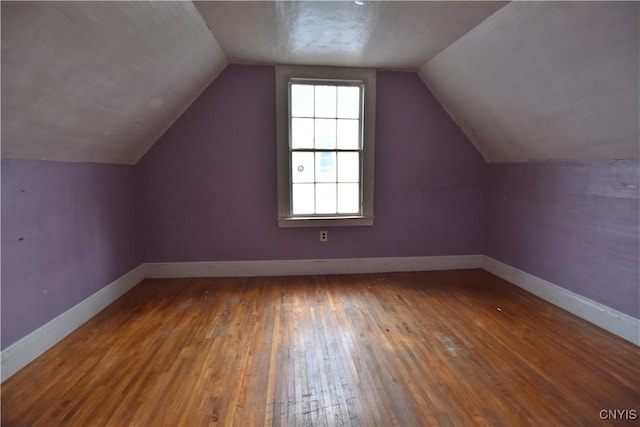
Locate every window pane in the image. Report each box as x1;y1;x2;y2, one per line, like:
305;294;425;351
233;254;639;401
315;85;336;118
337;152;359;182
291;84;314;117
292;183;315;215
315;151;336;183
338;183;360;213
337;119;359;149
292;152;314;183
291;118;314;149
314;119;336;149
316;183;337;214
337;86;360;119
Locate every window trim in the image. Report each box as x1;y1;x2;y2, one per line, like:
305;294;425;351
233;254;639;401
276;65;376;228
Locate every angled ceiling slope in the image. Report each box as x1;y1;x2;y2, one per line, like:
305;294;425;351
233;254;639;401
1;0;505;165
2;1;636;165
1;1;228;165
419;1;640;163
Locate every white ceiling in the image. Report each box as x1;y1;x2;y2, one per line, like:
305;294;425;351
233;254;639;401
420;1;639;162
1;1;227;164
1;1;638;165
195;1;506;69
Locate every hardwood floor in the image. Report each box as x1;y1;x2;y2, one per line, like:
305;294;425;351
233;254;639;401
2;269;638;426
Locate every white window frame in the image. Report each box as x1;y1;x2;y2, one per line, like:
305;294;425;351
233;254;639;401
276;65;376;228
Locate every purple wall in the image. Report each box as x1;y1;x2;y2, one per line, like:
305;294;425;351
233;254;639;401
2;64;637;354
137;65;487;262
1;160;141;349
486;161;640;318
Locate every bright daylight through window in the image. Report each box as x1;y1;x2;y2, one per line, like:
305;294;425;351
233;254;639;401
276;66;376;228
290;83;361;215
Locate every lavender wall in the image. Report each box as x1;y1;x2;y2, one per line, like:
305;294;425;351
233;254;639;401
137;65;487;262
2;65;637;355
1;160;141;349
486;161;640;318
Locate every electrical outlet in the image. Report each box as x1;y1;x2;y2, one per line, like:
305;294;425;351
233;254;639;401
320;231;328;242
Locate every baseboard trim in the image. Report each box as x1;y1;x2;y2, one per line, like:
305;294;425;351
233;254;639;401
144;255;484;278
0;255;480;382
1;265;146;382
482;256;640;346
3;254;636;382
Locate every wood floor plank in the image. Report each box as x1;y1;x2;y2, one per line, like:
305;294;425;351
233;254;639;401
2;270;638;426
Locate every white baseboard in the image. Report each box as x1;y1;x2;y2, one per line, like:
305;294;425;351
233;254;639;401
482;256;640;346
3;255;636;382
144;254;484;278
1;265;146;382
0;256;479;382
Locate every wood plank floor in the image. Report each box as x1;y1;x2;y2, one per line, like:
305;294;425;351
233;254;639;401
2;269;638;426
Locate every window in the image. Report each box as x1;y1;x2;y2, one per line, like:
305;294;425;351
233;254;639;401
276;65;376;227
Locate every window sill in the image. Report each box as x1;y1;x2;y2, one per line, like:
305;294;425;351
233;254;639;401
278;216;374;228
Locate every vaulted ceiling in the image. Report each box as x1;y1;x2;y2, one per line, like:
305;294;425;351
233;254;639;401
421;1;639;162
1;1;227;164
1;1;638;165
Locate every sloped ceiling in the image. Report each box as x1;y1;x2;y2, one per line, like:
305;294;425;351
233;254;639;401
419;1;639;162
1;1;638;165
1;1;228;164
